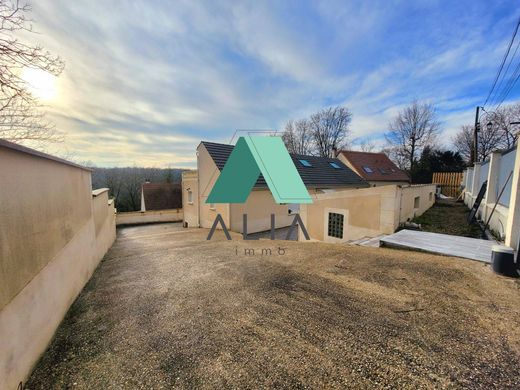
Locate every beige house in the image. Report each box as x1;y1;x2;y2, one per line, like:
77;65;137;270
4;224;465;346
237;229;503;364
338;150;410;186
182;141;369;234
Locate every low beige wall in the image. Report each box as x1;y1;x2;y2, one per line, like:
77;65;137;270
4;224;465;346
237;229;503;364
116;209;183;226
300;185;399;243
0;140;116;390
398;184;436;223
300;184;436;242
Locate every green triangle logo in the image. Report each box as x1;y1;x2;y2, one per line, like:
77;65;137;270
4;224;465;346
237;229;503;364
206;136;312;204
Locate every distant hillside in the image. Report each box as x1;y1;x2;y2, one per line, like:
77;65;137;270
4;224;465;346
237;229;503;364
91;167;187;212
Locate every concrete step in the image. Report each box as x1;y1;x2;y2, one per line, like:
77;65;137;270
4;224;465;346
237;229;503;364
347;235;386;247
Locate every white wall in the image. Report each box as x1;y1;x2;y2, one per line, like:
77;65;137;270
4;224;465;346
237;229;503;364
463;145;520;248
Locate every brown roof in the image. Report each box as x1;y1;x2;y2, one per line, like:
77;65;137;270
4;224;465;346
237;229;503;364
142;183;182;210
339;150;410;182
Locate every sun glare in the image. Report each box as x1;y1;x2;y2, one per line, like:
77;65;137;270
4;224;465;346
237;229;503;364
22;67;58;101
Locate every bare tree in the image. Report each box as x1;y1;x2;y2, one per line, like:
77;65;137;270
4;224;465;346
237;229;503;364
282;119;313;155
452;125;474;163
453;123;503;163
453;103;520;164
0;0;64;145
310;106;351;157
491;103;520;149
282;106;352;157
359;139;376;152
381;146;408;170
385;100;440;170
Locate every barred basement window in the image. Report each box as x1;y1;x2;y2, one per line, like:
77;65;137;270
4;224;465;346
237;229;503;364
328;212;344;239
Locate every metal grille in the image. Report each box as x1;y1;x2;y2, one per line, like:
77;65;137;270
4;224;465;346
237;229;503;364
328;212;344;239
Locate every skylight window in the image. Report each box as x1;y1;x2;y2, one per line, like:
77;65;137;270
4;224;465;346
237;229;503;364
379;168;387;174
299;159;312;167
362;166;374;173
329;162;341;169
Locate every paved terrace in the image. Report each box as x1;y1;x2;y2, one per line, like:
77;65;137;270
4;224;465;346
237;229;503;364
27;223;520;389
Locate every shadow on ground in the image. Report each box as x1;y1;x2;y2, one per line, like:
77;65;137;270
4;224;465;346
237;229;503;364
26;223;520;389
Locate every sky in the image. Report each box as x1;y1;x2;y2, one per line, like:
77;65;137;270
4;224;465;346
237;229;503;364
22;0;520;168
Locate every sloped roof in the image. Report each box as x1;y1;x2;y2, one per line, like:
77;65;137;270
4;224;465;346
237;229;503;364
339;150;410;182
142;183;182;210
201;141;369;188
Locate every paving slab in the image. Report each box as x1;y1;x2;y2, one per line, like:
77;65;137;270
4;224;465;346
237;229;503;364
380;229;500;263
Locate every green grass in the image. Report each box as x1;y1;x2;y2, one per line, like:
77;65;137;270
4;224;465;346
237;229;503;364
412;199;483;238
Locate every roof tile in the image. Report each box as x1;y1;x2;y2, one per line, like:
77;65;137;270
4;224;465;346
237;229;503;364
201;141;369;188
339;150;410;182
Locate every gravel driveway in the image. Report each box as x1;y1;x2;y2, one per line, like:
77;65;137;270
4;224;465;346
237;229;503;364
26;223;520;389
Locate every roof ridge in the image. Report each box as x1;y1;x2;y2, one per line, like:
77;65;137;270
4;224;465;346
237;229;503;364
340;150;386;156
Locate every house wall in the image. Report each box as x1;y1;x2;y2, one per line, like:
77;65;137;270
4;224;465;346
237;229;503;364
300;185;398;243
0;141;116;390
229;189;295;234
116;209;183;226
299;184;435;243
182;170;199;228
197;143;231;229
462;145;520;248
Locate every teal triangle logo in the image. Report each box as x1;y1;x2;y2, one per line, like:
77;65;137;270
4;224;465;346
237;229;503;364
206;136;312;204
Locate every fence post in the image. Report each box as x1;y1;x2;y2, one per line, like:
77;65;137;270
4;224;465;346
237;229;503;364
483;152;502;222
505;146;520;250
470;163;481;207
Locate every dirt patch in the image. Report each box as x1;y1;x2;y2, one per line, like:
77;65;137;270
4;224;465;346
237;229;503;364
26;223;520;389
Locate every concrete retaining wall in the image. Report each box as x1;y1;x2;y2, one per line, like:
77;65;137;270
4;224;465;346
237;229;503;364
116;209;183;226
0;140;116;390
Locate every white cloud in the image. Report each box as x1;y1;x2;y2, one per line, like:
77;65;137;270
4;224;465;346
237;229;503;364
15;0;518;166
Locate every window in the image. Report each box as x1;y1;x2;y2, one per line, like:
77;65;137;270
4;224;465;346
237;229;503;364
414;196;420;209
328;212;344;239
362;166;374;173
379;168;387;174
329;162;341;169
210;203;216;210
390;168;396;173
187;190;193;204
299;159;312;167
